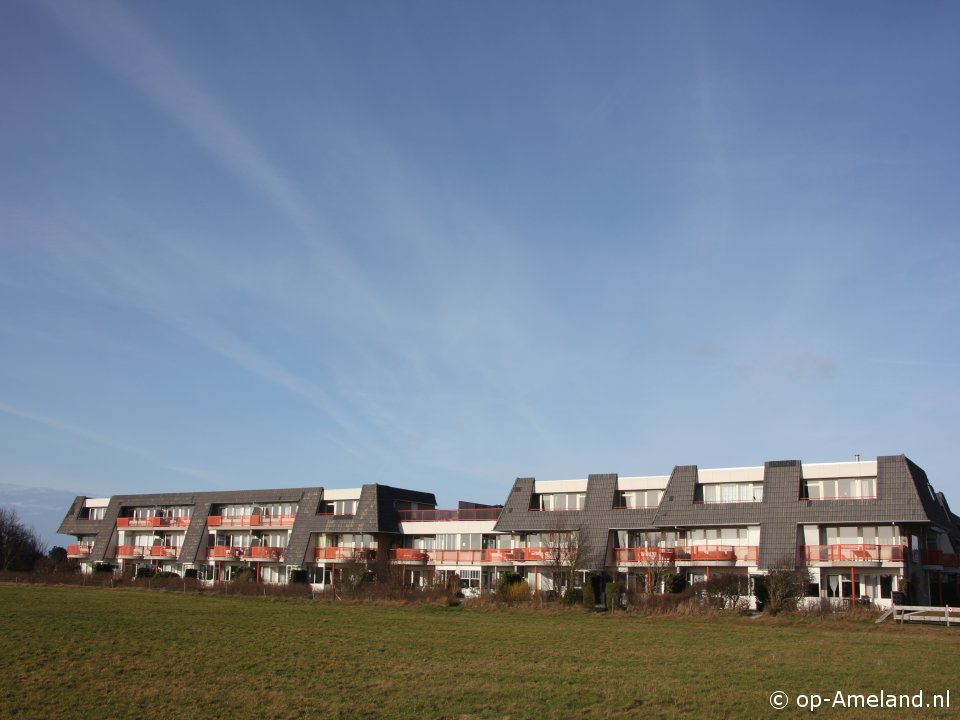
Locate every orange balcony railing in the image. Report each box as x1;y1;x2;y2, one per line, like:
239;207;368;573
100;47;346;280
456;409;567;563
116;545;143;558
315;547;376;562
920;549;959;567
208;546;247;559
674;545;740;562
613;547;677;564
116;545;179;559
398;508;502;522
802;544;905;563
390;548;429;562
66;544;93;558
117;517;191;528
207;514;296;528
144;546;178;559
247;546;284;561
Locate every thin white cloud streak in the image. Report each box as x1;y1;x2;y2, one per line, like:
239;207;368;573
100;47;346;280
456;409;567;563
38;0;383;324
0;399;215;482
30;1;563;479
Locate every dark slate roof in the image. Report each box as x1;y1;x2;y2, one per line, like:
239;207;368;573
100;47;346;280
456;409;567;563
494;454;953;571
59;483;437;565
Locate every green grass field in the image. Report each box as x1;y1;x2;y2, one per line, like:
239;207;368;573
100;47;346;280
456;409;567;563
1;584;957;719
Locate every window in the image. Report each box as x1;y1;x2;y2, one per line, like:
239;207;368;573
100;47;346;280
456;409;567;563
615;490;663;508
694;483;762;503
81;507;105;521
320;499;357;516
537;493;585;511
801;477;877;500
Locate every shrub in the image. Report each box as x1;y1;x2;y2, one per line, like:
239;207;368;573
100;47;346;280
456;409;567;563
562;588;583;605
496;572;525;601
582;576;596;607
702;573;749;611
605;581;624;612
761;561;811;615
503;580;531;603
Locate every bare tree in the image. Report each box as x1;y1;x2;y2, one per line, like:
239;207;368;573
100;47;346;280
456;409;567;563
0;507;46;571
758;558;811;615
541;513;583;595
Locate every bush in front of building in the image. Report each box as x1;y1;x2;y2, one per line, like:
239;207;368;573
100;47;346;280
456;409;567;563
582;575;596;607
757;561;811;615
605;581;625;611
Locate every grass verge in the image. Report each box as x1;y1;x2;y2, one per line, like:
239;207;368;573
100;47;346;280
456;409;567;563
0;584;957;719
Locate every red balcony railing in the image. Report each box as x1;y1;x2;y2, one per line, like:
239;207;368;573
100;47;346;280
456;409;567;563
207;514;295;527
613;547;677;564
802;544;905;563
117;517;191;528
315;547;376;562
208;546;247;559
385;548;522;563
116;545;179;558
674;545;741;562
398;508;502;522
920;549;959;567
247;546;284;560
390;548;429;562
66;544;93;558
144;546;178;559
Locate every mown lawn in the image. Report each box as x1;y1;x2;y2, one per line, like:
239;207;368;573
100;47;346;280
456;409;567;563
0;584;957;719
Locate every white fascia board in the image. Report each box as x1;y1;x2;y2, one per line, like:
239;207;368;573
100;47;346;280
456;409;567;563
617;476;670;491
801;461;878;479
322;488;363;500
533;479;588;493
398;520;498;534
697;466;765;484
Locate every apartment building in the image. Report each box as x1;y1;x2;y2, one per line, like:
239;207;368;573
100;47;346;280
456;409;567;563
58;454;960;608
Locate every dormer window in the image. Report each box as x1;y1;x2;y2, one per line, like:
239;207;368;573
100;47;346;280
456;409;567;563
531;493;585;511
801;477;876;500
694;482;763;503
615;490;663;508
319;499;357;516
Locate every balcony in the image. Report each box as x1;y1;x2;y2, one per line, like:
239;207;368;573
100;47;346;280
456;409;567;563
315;547;376;562
920;549;959;567
144;546;178;559
208;546;247;560
247;546;284;561
398;508;502;522
116;545;143;559
117;517;191;528
613;547;677;564
207;514;296;528
66;544;93;558
116;545;179;559
390;548;429;562
803;544;905;564
674;546;756;563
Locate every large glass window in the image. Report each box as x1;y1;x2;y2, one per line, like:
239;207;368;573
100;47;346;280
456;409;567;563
539;493;584;511
802;477;877;500
695;483;762;503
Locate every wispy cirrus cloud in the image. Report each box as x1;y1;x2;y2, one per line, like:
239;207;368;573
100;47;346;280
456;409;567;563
0;399;216;482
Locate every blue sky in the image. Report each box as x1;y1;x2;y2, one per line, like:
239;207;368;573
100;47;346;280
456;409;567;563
1;1;958;521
